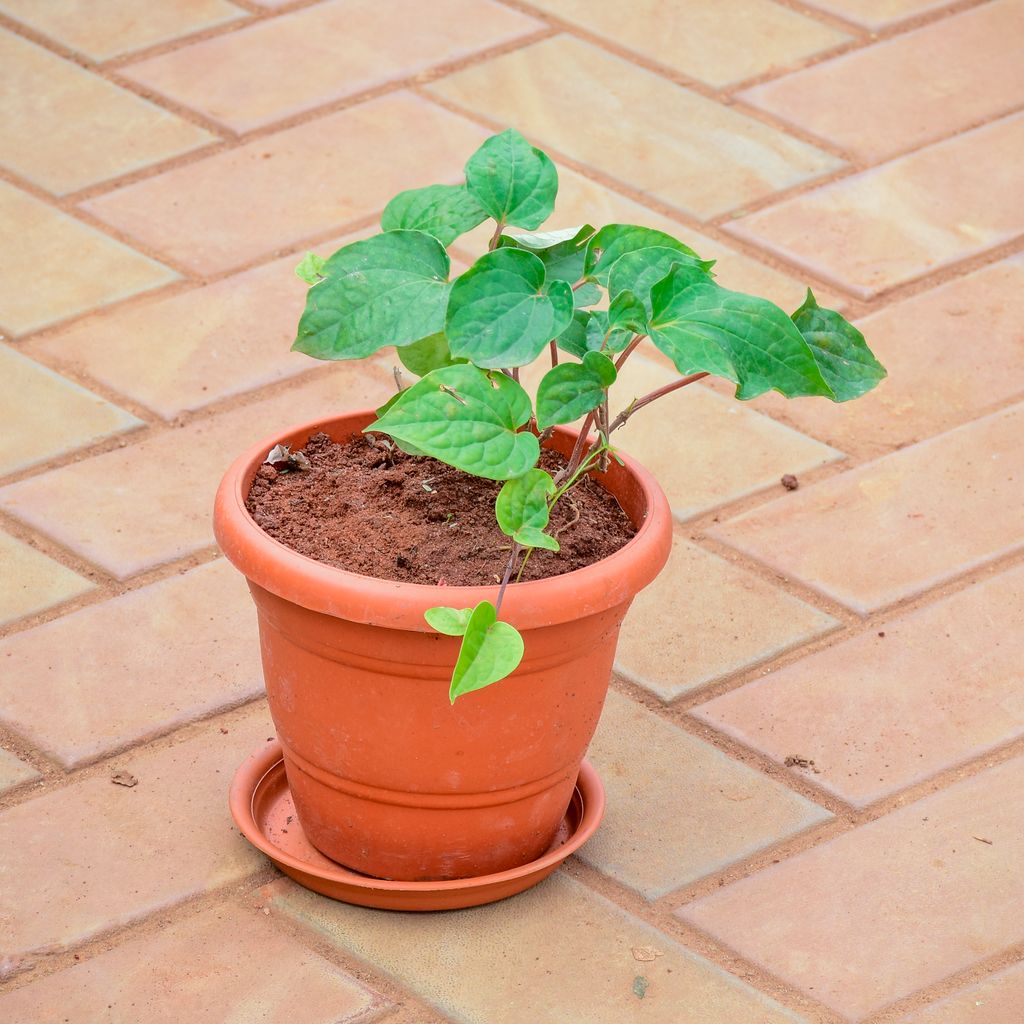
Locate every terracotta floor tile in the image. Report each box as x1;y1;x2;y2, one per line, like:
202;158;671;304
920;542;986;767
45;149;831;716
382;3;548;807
616;535;837;701
680;756;1024;1019
0;344;142;475
122;0;541;133
721;257;1024;456
740;1;1024;162
0;705;272;957
0;530;94;627
82;92;486;274
0;182;177;336
804;0;958;29
0;748;40;795
0;559;264;768
274;873;806;1023
522;0;848;87
28;229;372;420
0;29;214;196
726;113;1024;297
0;903;381;1024
455;163;846;313
0;369;393;579
694;564;1024;807
710;403;1024;614
426;36;843;221
898;962;1024;1024
582;691;830;897
0;0;244;60
609;355;843;521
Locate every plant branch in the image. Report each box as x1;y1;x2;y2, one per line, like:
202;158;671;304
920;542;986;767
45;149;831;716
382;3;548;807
571;279;588;291
549;339;559;367
494;542;521;615
488;221;505;251
608;372;709;434
614;334;644;371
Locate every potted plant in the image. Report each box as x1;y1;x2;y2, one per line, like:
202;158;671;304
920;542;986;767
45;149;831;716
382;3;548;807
215;129;885;900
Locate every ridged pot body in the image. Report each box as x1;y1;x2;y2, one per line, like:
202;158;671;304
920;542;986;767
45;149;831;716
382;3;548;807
214;411;672;881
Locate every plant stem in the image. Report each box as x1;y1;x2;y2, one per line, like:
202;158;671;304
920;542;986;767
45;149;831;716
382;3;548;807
614;334;644;371
515;548;533;583
557;410;598;484
488;221;505;251
494;542;521;616
607;372;709;434
571;279;588;291
549;339;559;367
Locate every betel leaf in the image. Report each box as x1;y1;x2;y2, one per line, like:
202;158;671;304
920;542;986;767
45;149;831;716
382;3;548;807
792;289;887;401
606;245;715;313
367;363;539;480
584;224;702;285
424;606;474;636
446;248;574;368
648;265;835;400
396;332;465;377
293;231;450;360
294;251;326;285
464;128;558;231
536;350;617;429
496;468;557;550
449;600;525;703
499;224;596;284
381;184;488;247
586;309;633;354
556;309;591;359
607;289;648;334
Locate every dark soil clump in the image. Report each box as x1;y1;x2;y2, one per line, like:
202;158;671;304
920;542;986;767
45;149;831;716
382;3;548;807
246;433;636;587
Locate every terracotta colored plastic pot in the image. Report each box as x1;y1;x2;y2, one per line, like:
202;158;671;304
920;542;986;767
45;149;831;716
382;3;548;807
214;410;671;882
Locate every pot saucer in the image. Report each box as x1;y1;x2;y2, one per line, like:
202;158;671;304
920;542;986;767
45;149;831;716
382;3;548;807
229;740;605;912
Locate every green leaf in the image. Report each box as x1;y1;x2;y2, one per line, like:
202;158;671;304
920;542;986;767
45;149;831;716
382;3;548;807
556;309;591;359
607;289;648;334
446;248;573;368
464;129;558;231
513;526;559;551
607;245;714;313
499;224;596;283
585;309;633;354
496;468;555;539
536;350;617;428
573;282;602;308
293;231;450;360
381;184;488;246
449;601;525;702
396;332;465;377
367;364;539;480
648;266;835;400
584;224;702;285
424;606;473;636
792;289;887;401
295;251;326;285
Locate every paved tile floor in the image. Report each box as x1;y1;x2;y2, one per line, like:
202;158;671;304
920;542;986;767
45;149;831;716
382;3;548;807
1;1;1022;1021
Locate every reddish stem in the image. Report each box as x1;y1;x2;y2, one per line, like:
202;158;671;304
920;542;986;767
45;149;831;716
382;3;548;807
608;372;709;433
549;339;559;367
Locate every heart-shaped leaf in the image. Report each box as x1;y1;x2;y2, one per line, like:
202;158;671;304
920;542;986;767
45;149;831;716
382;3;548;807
396;332;465;377
368;364;539;480
648;266;835;400
573;281;602;308
792;289;887;401
499;224;596;283
449;600;525;702
381;184;488;246
556;309;591;359
607;245;714;312
293;231;450;360
607;289;648;334
465;129;558;231
496;468;555;541
536;350;617;428
586;309;633;354
447;248;574;368
584;224;702;285
513;526;559;551
424;606;474;636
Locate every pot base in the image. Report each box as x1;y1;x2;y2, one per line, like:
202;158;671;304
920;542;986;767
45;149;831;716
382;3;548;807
229;740;605;912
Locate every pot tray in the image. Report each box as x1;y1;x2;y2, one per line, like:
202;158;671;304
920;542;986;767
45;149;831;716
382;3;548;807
229;740;605;912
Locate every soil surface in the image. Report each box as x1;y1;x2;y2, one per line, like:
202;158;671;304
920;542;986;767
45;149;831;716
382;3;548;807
246;433;636;587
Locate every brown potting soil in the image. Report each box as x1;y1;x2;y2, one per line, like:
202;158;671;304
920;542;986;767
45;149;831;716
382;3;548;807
246;432;636;587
